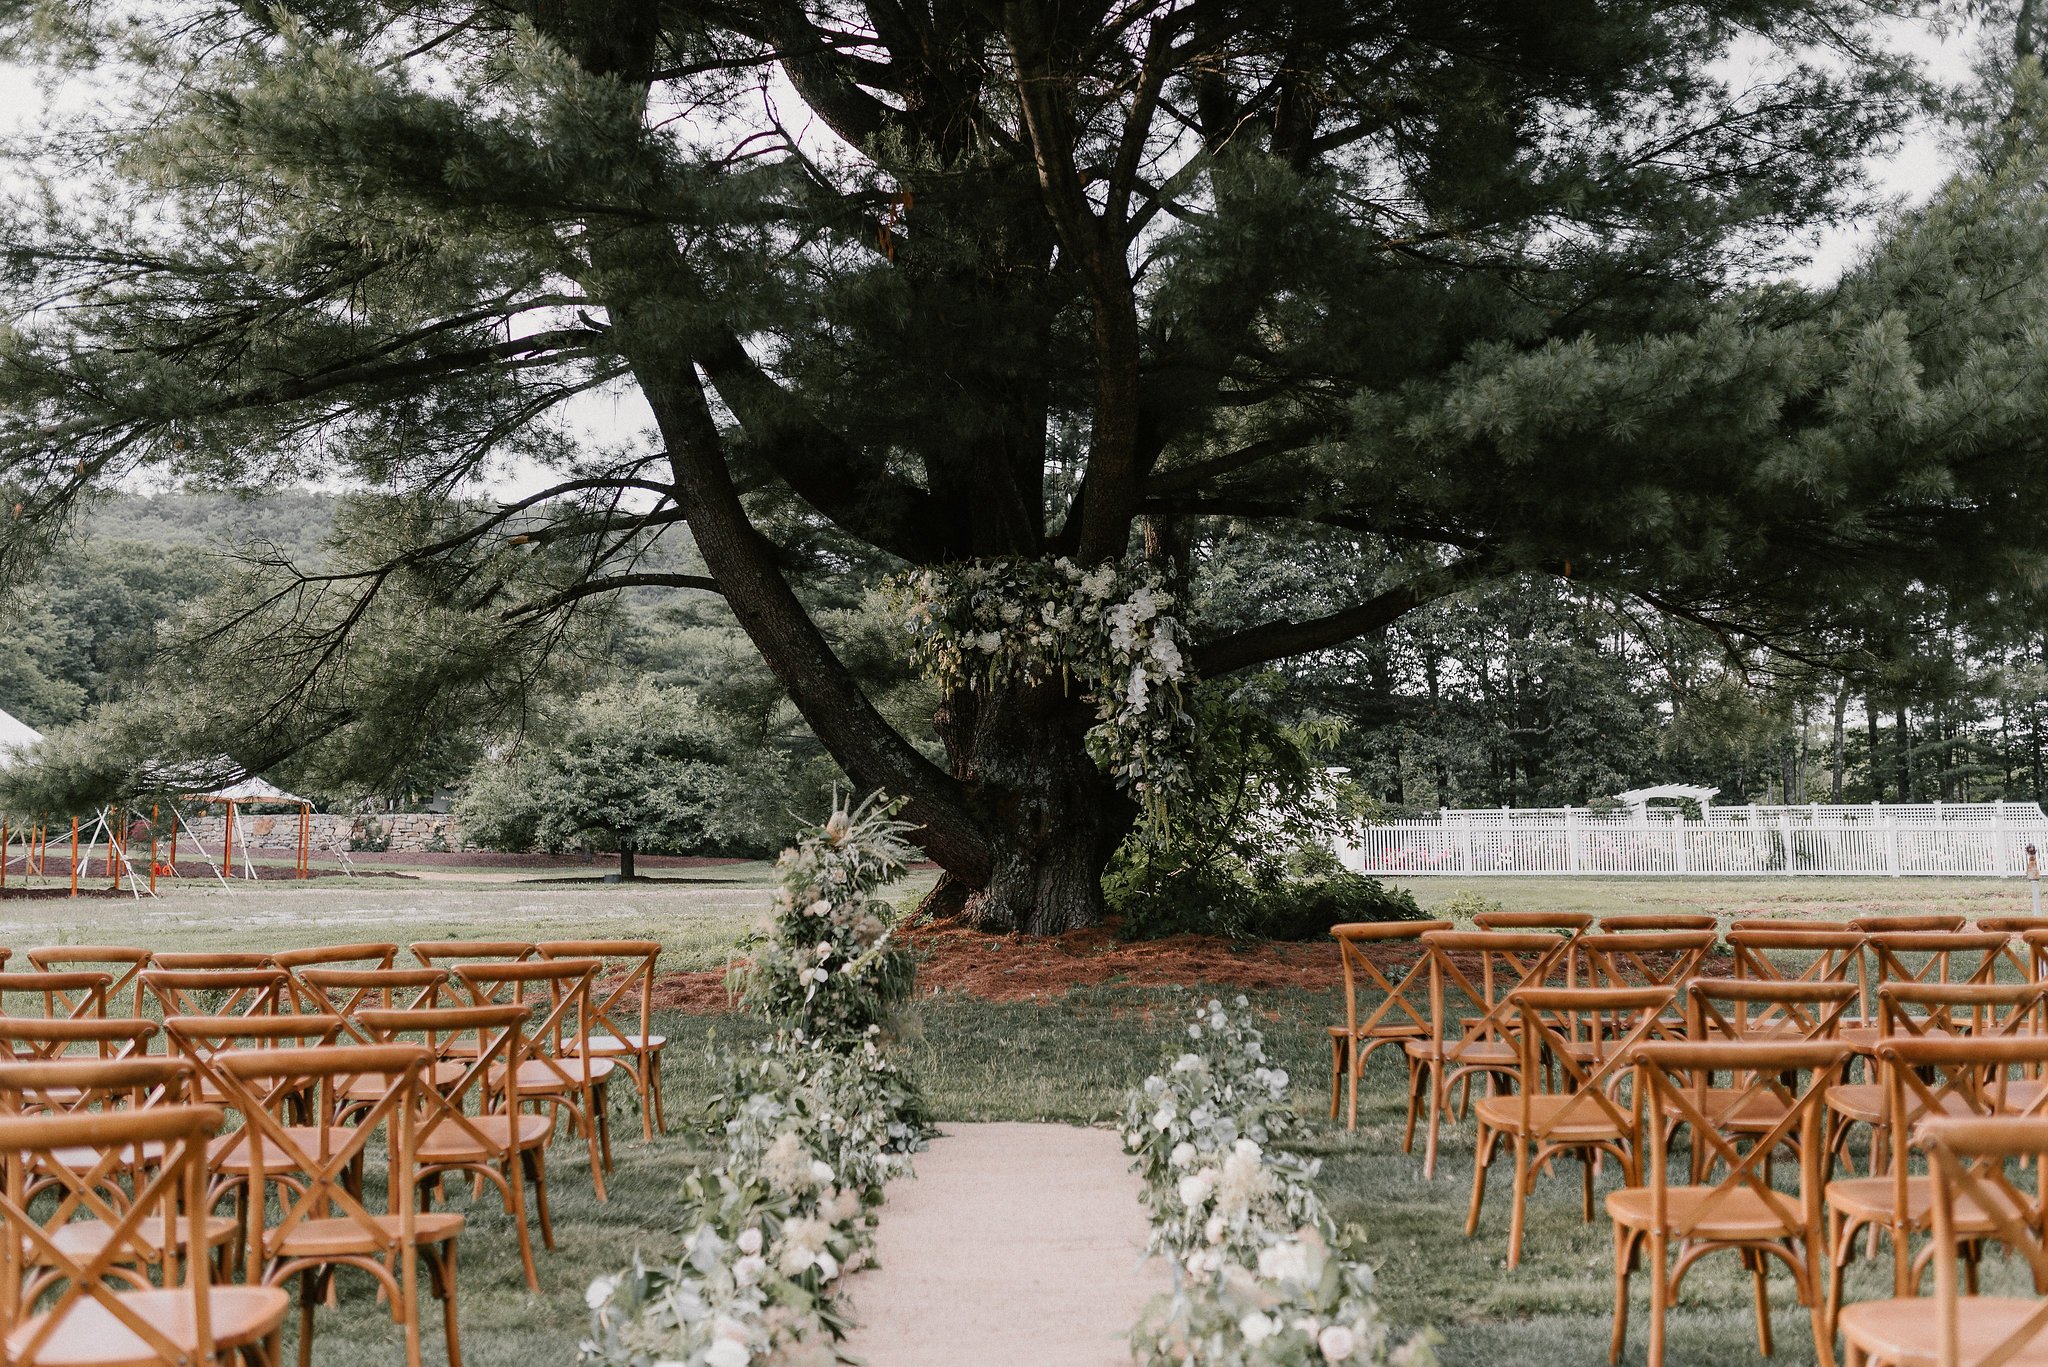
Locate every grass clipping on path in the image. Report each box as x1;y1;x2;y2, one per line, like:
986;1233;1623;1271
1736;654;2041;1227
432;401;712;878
580;794;932;1367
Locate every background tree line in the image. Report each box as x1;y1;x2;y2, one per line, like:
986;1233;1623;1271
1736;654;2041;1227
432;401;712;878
10;492;2048;852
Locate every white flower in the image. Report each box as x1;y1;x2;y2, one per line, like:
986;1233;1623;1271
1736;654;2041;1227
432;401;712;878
1169;1142;1198;1169
732;1254;767;1285
1319;1325;1359;1361
1239;1312;1275;1345
814;1249;840;1280
1170;1053;1206;1074
976;631;1002;652
584;1275;617;1310
704;1340;750;1367
1258;1240;1311;1285
736;1227;763;1256
712;1315;749;1343
810;1160;836;1186
1177;1171;1215;1209
1151;1103;1177;1131
804;899;831;918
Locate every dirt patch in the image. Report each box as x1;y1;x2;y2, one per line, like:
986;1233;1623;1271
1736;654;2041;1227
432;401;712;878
648;922;1362;1013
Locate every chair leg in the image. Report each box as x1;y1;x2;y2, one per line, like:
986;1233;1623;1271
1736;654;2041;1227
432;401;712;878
505;1154;541;1295
1402;1060;1424;1155
1747;1248;1774;1357
1329;1036;1345;1120
1581;1150;1595;1223
297;1269;319;1367
1423;1063;1445;1180
1610;1224;1633;1365
440;1241;464;1367
1648;1230;1670;1367
1507;1135;1530;1269
1465;1124;1493;1237
1346;1040;1362;1132
527;1148;556;1250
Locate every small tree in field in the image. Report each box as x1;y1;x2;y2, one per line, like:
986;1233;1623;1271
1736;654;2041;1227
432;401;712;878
455;684;757;878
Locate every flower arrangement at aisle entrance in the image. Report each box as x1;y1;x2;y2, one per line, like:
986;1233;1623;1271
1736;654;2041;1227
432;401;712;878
1123;998;1436;1367
886;555;1193;834
580;793;933;1367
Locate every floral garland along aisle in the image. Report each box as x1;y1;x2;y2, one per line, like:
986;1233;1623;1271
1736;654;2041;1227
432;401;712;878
581;793;934;1367
888;556;1193;834
1124;999;1437;1366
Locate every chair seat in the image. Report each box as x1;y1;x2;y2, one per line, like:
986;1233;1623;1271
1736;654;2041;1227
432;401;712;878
416;1113;553;1161
1658;1087;1788;1131
1827;1084;1984;1126
1404;1037;1518;1066
4;1285;289;1366
46;1142;165;1173
1825;1175;2022;1232
31;1215;238;1262
570;1033;669;1054
209;1127;358;1175
341;1061;468;1099
1605;1185;1802;1239
271;1212;464;1258
1839;1296;2048;1366
487;1058;616;1092
1475;1093;1631;1141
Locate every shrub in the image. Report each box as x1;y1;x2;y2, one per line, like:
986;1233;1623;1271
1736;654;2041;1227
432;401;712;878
1433;889;1506;923
1249;873;1425;942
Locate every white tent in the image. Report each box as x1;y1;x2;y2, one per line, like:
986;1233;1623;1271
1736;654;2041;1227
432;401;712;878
190;775;310;805
0;707;43;769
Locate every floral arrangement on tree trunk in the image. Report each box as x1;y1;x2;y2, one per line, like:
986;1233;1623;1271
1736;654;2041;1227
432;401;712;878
1124;999;1436;1367
581;793;932;1367
887;556;1193;833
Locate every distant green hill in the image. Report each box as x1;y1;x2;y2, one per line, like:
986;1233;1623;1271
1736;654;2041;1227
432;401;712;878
82;489;338;562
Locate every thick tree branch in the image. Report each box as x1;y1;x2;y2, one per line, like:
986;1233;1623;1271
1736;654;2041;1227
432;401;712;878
500;572;722;621
1193;554;1504;678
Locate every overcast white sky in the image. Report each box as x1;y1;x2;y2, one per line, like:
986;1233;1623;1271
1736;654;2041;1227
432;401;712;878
0;15;1990;499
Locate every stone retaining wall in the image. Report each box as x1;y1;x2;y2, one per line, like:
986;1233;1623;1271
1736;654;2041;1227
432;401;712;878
178;812;471;852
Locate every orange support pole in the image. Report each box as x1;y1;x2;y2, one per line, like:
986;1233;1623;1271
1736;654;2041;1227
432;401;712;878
149;804;159;896
68;817;79;897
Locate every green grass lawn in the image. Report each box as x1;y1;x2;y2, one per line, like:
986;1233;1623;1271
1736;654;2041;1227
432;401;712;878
3;873;2034;1365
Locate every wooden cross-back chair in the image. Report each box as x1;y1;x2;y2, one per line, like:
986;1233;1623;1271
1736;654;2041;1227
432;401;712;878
0;970;113;1021
1974;918;2048;981
1676;978;1857;1184
408;941;535;971
451;958;612;1199
1468;985;1678;1268
0;1016;159;1072
1825;980;2048;1182
1838;1114;2048;1367
1407;929;1572;1179
143;967;293;1022
2020;928;2048;991
289;967;451;1038
1852;931;2011;1051
1579;931;1716;997
1597;912;1719;932
1850;914;1970;934
25;947;153;1017
1729;928;1869;1034
0;1057;239;1282
535;940;672;1140
161;1014;345;1191
354;1003;553;1293
269;943;399;975
214;1043;463;1367
1324;920;1453;1133
1608;1039;1851;1367
1827;1033;2048;1348
0;1104;289;1367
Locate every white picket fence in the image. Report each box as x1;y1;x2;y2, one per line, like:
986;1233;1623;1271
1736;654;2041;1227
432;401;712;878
1336;802;2048;877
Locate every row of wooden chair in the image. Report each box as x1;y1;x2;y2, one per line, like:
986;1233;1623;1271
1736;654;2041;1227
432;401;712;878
1328;914;2048;1367
0;939;670;1141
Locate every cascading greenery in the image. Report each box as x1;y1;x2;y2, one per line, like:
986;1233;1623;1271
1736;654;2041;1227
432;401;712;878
580;794;930;1367
1124;999;1435;1367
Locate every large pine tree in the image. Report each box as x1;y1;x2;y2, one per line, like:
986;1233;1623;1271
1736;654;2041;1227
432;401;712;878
6;0;2048;930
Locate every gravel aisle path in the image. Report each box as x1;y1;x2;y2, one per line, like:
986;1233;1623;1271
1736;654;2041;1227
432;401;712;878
840;1122;1169;1366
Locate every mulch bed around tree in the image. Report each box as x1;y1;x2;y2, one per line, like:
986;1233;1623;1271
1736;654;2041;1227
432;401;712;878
644;923;1742;1013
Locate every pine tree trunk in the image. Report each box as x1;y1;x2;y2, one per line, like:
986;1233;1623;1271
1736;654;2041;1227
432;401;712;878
1831;682;1849;802
934;675;1136;935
